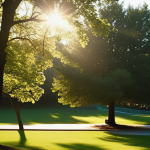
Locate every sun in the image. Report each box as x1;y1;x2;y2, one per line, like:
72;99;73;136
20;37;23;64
46;10;70;29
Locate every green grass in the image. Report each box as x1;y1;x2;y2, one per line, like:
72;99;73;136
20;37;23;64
0;107;150;125
0;107;150;149
0;131;150;150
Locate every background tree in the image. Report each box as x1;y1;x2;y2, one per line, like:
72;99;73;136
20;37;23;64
52;67;135;125
52;1;150;125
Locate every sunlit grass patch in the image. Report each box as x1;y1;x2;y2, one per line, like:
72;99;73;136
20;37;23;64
50;114;59;119
71;115;106;124
0;131;149;150
1;107;150;125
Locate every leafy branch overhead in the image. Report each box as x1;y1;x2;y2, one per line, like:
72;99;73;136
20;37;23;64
1;0;111;103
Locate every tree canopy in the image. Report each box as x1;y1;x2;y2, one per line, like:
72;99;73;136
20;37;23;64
52;67;135;107
0;0;112;100
51;1;150;124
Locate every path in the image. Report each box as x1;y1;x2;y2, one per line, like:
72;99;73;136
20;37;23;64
1;124;150;135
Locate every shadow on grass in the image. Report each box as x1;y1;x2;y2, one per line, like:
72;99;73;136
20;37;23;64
0;108;108;124
99;132;150;149
0;141;45;150
56;143;105;150
1;131;45;150
18;130;27;145
1;142;45;150
1;107;150;125
24;108;108;124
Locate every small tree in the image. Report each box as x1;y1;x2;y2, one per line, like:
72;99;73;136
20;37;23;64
3;40;45;131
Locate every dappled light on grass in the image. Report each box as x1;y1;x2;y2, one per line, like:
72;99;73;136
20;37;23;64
1;108;150;125
99;132;150;150
50;114;59;119
115;116;145;125
71;116;106;124
0;131;148;150
115;114;150;125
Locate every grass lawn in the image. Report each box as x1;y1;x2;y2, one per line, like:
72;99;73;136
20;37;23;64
0;107;150;125
0;107;150;149
0;131;150;150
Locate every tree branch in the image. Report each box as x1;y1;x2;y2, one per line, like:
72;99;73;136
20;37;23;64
7;94;17;111
8;37;38;51
12;18;47;26
42;24;51;55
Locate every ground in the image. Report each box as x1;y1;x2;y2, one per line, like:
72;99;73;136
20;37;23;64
93;124;146;130
0;124;147;150
0;144;20;150
0;106;150;149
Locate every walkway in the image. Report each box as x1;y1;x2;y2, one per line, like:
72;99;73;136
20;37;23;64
1;124;150;135
0;124;102;131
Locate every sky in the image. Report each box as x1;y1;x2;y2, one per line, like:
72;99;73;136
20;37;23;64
119;0;150;9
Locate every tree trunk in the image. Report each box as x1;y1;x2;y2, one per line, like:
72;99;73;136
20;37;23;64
8;95;27;141
16;100;24;131
8;96;24;130
105;101;116;125
16;100;27;142
0;0;21;101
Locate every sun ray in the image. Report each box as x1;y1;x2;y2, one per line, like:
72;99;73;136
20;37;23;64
46;10;70;29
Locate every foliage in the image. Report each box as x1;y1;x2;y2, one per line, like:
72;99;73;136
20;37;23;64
0;0;112;105
3;41;46;103
52;67;135;107
52;1;150;108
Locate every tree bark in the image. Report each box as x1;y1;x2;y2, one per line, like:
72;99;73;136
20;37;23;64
15;101;27;141
16;99;24;131
0;0;21;101
7;95;25;131
106;101;116;125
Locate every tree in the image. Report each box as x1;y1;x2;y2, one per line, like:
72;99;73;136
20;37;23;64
3;40;46;130
52;1;150;125
0;0;114;132
52;67;135;125
0;0;110;102
2;40;47;141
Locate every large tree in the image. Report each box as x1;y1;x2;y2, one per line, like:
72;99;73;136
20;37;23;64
52;1;150;125
52;67;135;125
0;0;111;102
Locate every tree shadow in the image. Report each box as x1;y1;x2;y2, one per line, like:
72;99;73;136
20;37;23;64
0;108;100;124
99;132;150;149
0;131;45;150
18;130;27;145
20;108;107;124
2;107;150;125
0;141;45;150
55;143;106;150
